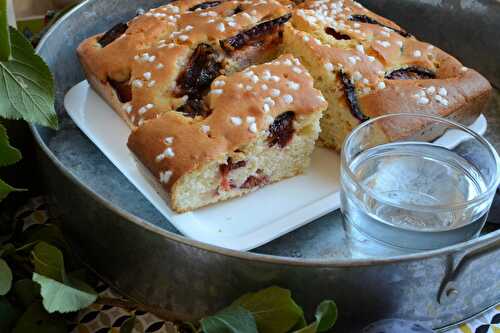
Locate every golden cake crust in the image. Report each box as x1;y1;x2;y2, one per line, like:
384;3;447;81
127;54;327;192
78;0;491;134
284;0;491;145
77;0;293;127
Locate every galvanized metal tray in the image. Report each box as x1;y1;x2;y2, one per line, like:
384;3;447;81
32;0;500;331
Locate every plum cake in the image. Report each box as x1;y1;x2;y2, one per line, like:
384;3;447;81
77;0;492;212
283;0;491;150
127;54;327;212
77;0;294;128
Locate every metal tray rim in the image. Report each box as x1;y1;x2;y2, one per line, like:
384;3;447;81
32;0;500;266
29;121;500;265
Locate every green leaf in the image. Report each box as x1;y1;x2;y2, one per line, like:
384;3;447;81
23;224;67;245
0;123;21;166
0;123;25;202
233;286;306;333
33;273;97;313
12;301;67;333
22;224;71;261
0;243;15;257
65;271;98;295
0;297;22;332
293;301;337;333
0;27;58;129
14;241;38;253
120;315;136;333
314;301;337;332
179;321;198;333
31;241;65;282
0;0;10;61
0;177;24;201
12;279;41;308
201;305;258;333
293;324;318;333
0;258;13;295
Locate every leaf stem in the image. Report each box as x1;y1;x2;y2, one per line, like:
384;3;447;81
0;0;11;61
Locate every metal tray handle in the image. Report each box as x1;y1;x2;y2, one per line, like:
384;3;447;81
438;238;500;304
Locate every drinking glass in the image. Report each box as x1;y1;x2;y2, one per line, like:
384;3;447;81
340;113;500;251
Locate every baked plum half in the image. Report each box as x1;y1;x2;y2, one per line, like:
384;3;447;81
268;111;295;148
339;71;368;122
175;44;222;118
98;22;128;47
385;66;436;80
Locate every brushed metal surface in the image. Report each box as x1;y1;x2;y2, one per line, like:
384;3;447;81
32;0;500;330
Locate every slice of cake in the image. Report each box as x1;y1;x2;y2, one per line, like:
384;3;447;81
283;0;491;150
77;0;293;128
127;54;327;212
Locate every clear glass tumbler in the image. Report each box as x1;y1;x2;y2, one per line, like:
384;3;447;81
340;113;500;251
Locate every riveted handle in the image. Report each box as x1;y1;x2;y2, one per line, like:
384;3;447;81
438;238;500;304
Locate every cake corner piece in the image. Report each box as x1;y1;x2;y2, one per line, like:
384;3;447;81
283;0;492;150
127;54;327;213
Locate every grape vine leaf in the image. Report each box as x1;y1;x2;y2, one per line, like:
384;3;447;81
0;27;58;129
32;273;98;313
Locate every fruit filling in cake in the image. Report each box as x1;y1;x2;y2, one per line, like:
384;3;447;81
127;54;327;212
77;0;293;128
283;0;490;150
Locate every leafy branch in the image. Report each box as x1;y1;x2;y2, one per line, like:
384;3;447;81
0;26;58;129
0;219;337;332
0;0;58;201
0;221;98;332
195;287;337;333
0;1;94;331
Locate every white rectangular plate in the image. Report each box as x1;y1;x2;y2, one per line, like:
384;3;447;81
64;80;487;251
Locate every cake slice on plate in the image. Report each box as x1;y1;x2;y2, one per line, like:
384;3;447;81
127;54;327;213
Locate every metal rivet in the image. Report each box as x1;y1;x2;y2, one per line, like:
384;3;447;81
446;288;458;298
